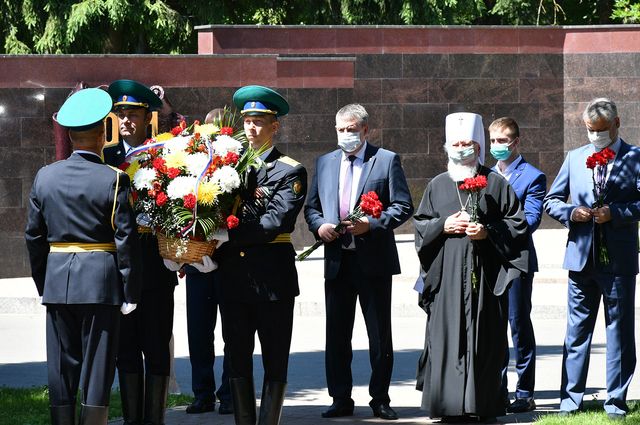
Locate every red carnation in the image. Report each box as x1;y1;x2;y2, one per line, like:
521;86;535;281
359;191;383;219
220;127;234;136
223;152;240;165
170;126;182;136
118;161;130;171
586;156;597;169
152;157;167;173
226;215;240;229
459;175;487;192
167;167;181;179
183;193;196;209
156;192;168;207
601;147;616;161
194;120;200;126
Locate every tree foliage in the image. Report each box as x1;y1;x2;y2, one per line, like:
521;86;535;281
0;0;634;54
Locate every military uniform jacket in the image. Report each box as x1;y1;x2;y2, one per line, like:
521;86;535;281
25;152;141;305
216;147;307;303
103;142;178;291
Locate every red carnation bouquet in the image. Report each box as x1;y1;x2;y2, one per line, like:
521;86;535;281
458;174;488;292
296;191;383;261
459;174;488;223
586;147;615;265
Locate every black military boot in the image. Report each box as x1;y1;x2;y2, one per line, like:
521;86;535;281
143;374;169;425
50;404;75;425
79;404;108;424
230;377;257;425
258;381;287;425
120;372;144;425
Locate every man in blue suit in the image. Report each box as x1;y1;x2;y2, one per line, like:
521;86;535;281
304;104;414;421
489;117;546;413
544;98;639;420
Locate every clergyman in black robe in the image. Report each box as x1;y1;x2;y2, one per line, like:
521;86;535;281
414;112;529;422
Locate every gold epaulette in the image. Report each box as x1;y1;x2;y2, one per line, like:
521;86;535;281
277;156;300;167
106;164;124;174
137;226;152;234
50;242;116;252
269;233;292;244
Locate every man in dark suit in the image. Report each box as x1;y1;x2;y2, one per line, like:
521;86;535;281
215;85;307;425
25;88;141;425
544;98;640;420
489;117;546;413
182;108;233;416
103;79;178;425
304;104;414;420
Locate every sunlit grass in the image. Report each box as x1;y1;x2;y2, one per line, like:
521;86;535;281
534;400;640;424
0;386;192;425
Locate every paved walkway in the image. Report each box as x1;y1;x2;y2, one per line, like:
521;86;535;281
2;229;640;424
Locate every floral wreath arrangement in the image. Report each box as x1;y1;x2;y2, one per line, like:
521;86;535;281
120;108;264;262
296;191;383;261
586;146;616;265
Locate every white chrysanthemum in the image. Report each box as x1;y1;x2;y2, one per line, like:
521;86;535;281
163;136;190;154
184;152;210;177
213;135;242;156
212;166;240;193
132;167;157;190
166;176;197;199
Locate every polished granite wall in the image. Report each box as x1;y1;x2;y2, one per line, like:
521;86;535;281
3;26;640;278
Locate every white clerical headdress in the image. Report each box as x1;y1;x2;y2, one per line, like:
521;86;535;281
445;112;485;165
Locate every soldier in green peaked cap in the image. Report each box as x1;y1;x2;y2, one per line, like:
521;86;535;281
103;79;177;425
217;85;306;425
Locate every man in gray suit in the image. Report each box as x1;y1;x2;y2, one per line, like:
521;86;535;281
304;104;413;421
545;98;640;420
25;88;141;425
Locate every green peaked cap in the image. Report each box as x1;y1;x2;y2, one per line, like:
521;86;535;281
108;79;162;111
233;85;289;117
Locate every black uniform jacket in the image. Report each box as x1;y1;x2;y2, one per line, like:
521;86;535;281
103;142;178;292
25;152;141;305
216;147;307;303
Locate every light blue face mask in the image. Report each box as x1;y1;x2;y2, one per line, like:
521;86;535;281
448;146;476;165
490;143;512;161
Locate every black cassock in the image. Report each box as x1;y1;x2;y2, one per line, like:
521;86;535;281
414;166;528;419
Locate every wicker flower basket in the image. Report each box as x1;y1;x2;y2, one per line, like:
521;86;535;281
156;233;216;263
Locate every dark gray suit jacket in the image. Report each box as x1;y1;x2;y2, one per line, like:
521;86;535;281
25;152;141;305
304;143;413;280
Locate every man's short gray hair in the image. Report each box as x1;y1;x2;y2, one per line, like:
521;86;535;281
336;104;369;126
583;98;618;124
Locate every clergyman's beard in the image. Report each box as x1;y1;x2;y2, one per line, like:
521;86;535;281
447;160;478;182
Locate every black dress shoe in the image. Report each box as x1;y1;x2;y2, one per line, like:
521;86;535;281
371;403;398;420
218;399;234;415
186;398;215;414
321;400;354;418
507;397;536;413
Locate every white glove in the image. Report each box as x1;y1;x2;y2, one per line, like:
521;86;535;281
191;256;218;273
120;302;137;315
163;259;183;271
213;228;229;248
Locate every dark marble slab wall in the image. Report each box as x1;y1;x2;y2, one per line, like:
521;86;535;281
2;26;640;278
